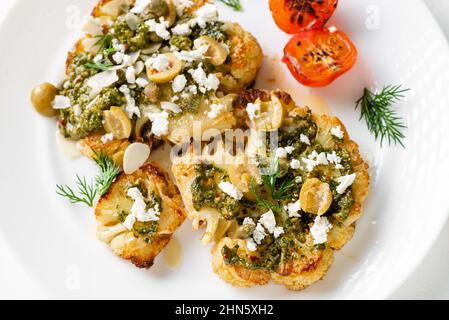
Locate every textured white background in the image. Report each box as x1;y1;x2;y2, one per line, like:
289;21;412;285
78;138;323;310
0;0;448;299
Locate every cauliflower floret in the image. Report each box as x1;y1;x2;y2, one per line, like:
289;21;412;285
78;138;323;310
95;163;186;268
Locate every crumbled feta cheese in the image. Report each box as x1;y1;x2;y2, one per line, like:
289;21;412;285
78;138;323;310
302;151;329;172
53;95;71;109
135;205;160;222
87;71;119;96
246;238;257;252
327;151;343;169
273;227;284;239
172;23;191;36
252;223;267;244
310;216;332;245
336;173;356;194
188;65;220;92
176;0;194;16
300;134;311;145
145;54;170;72
145;18;171;40
243;217;255;226
131;0;152;14
112;39;125;53
275;147;288;159
130;197;147;218
290;159;302;170
101;133;114;144
119;85;140;118
125;187;161;226
172;74;187;92
174;44;209;62
188;85;198;94
295;176;303;183
127;187;143;201
161;101;182;114
331;125;344;139
147;111;169;136
194;3;218;28
284;146;295;154
285;200;301;218
246;102;261;120
218;181;243;200
207;103;224;119
73;105;82;117
259;210;276;234
136;77;149;88
126;66;136;84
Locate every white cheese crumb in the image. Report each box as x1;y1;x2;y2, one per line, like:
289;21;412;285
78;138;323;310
243;217;255;226
73;105;82;117
302;151;329;172
284;146;295;154
176;0;194;16
259;210;276;234
145;18;171;40
300;134;311;145
147;111;169;137
327;151;343;169
331;125;344;139
131;0;152;14
119;85;140;118
136;77;149;88
290;159;302;170
207;103;224;119
285;200;301;218
310;216;332;245
194;3;218;28
246;102;261;120
101;133;114;144
245;238;257;252
126;66;136;84
172;74;187;92
188;65;220;92
175;44;209;62
252;223;267;245
275;147;288;159
218;181;243;200
295;176;303;183
273;227;284;239
336;173;356;194
93;54;103;64
172;23;191;36
53;95;71;109
145;54;170;72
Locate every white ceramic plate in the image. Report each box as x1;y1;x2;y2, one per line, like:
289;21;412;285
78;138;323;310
1;0;449;300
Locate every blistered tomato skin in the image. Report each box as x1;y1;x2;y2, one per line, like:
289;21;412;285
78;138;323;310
282;27;357;87
269;0;339;34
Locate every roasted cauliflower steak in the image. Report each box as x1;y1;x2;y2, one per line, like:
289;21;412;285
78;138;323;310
172;89;369;290
95;163;186;268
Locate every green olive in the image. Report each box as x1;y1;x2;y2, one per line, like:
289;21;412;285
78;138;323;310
30;83;58;117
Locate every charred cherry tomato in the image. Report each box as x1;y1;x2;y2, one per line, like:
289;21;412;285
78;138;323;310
282;27;357;87
269;0;338;34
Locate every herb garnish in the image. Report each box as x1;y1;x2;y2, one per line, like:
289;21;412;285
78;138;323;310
56;153;120;207
218;0;242;11
356;85;409;147
93;152;120;196
85;61;114;71
56;175;97;207
250;157;296;212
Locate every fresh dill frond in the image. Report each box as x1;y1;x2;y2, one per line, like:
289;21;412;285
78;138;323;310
250;180;281;213
356;85;409;147
93;152;120;196
94;34;115;53
85;61;114;71
56;175;97;207
218;0;242;11
260;157;296;200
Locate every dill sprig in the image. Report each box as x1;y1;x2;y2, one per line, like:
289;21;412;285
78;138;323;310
356;85;409;147
251;157;297;212
94;34;115;54
56;175;97;207
218;0;242;11
85;61;114;71
93;152;120;196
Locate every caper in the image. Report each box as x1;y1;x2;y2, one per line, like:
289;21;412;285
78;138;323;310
30;83;58;117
